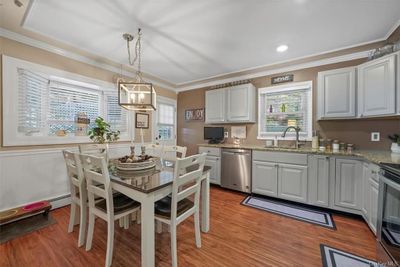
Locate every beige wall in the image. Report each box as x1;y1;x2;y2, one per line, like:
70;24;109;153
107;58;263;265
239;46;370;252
177;58;400;155
0;37;177;150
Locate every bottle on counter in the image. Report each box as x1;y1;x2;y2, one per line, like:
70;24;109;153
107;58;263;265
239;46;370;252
319;139;326;152
312;131;319;150
326;139;332;152
347;144;354;154
339;142;346;152
332;140;339;153
269;105;273;113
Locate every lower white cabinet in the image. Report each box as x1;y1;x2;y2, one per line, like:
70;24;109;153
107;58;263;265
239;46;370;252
369;179;379;234
278;163;308;203
334;158;363;210
252;161;278;197
361;163;370;218
205;156;221;185
308;155;330;207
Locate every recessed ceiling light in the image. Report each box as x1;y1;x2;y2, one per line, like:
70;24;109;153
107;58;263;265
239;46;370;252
276;45;288;52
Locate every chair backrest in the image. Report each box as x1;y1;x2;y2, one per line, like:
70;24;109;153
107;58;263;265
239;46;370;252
79;143;109;163
170;153;206;220
79;154;114;216
144;143;163;158
161;145;187;162
63;150;85;201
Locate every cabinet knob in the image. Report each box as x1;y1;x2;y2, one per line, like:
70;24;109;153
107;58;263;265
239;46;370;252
325;157;330;160
275;164;279;167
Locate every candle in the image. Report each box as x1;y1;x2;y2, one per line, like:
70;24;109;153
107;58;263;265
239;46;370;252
140;128;144;145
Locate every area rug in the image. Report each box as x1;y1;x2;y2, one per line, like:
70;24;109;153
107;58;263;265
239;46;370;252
0;213;56;244
242;195;336;229
320;244;380;267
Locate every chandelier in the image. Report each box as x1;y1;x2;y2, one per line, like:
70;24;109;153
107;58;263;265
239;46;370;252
118;28;156;111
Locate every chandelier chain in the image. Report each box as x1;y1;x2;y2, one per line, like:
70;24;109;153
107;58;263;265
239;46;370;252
126;29;142;78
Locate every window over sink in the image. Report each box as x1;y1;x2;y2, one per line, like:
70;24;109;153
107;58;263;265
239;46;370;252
257;81;313;140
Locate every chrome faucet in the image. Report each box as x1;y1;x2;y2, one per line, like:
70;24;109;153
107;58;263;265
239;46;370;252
281;126;301;149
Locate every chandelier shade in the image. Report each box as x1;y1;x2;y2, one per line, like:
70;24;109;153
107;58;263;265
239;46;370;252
118;80;156;111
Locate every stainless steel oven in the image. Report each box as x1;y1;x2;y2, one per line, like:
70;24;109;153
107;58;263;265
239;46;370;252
377;163;400;266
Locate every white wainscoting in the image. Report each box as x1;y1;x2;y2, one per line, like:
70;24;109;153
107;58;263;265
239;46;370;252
0;143;144;211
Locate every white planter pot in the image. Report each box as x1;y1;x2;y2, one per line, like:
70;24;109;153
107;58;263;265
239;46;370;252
391;143;400;154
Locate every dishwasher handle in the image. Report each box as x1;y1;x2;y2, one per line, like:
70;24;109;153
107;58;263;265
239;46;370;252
222;149;251;155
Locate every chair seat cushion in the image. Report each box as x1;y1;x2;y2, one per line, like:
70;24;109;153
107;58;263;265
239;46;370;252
96;193;140;214
154;196;193;219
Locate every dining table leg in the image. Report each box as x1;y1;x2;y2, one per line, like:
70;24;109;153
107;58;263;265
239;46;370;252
141;196;155;267
201;172;210;233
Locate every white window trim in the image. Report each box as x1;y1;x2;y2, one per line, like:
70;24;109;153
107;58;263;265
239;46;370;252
2;55;134;146
152;95;177;144
257;81;313;141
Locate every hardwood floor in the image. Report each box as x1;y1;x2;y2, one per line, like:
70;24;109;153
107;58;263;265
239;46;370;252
0;187;378;266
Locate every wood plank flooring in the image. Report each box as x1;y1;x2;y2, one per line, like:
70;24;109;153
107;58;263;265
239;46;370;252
0;187;378;266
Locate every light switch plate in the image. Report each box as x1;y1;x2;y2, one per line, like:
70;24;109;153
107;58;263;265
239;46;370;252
224;131;229;138
371;132;380;142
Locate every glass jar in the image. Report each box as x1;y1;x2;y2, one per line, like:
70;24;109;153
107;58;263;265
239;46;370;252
332;140;339;153
326;139;332;152
339;142;346;152
347;144;354;154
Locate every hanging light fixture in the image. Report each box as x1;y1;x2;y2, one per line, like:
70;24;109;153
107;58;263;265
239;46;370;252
118;28;156;111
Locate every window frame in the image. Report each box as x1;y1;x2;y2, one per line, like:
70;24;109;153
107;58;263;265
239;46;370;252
2;55;133;146
152;96;177;143
257;81;313;141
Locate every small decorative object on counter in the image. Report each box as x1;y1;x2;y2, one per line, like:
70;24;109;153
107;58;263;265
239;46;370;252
273;135;279;147
332;140;339;153
388;134;400;154
269;105;273;113
326;139;332;152
75;112;90;136
280;103;286;113
347;144;354;154
312;131;319;150
265;140;273;147
339;142;346;152
319;146;326;152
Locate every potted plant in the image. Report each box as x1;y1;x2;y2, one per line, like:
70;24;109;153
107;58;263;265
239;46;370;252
88;117;120;144
388;134;400;154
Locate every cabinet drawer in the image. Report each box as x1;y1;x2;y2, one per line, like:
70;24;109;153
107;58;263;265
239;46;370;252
199;146;221;157
252;151;307;165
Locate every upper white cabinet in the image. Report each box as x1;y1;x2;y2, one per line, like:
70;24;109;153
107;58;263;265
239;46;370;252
357;53;396;117
317;67;356;119
205;89;226;123
205;84;256;124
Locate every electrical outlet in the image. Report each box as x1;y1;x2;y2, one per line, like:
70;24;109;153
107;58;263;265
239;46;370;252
371;132;380;142
224;131;229;138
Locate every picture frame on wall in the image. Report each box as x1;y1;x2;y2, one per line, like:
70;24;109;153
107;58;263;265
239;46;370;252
135;113;149;129
185;108;205;121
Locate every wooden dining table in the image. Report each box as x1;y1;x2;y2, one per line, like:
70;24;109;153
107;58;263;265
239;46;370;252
109;162;211;267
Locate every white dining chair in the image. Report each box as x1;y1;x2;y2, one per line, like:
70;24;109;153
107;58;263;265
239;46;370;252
161;145;187;167
154;153;206;267
79;143;109;163
63;150;87;247
144;143;163;158
80;154;141;267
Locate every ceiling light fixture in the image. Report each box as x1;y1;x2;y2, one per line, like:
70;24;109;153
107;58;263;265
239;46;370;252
276;45;288;52
118;28;156;111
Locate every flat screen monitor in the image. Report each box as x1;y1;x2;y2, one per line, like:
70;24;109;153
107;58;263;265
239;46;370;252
204;127;224;141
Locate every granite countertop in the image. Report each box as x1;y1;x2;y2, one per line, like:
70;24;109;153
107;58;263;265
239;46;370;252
198;143;400;165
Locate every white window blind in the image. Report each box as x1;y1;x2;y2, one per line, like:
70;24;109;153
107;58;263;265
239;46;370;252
17;68;48;135
157;103;175;140
106;93;128;133
258;82;312;140
47;81;101;135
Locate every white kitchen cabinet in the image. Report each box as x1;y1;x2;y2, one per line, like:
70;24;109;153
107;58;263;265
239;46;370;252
205;84;256;124
397;52;400;115
369;179;379;234
361;163;370;219
205;89;226;123
334;158;363;210
358;53;396;117
226;84;256;122
317;67;356;119
252;160;278;197
308;155;330;207
205;156;221;185
278;163;308;203
199;146;221;185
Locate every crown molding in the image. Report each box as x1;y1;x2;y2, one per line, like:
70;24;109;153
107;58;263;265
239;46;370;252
384;19;400;40
0;27;176;91
175;50;371;92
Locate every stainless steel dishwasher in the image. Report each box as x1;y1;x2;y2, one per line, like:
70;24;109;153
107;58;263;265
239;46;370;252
221;148;251;193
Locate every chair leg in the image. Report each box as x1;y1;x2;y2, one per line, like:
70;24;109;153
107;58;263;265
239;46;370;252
124;216;129;230
119;218;124;228
105;220;115;267
68;203;76;233
170;224;178;267
78;204;87;247
194;209;202;248
156;220;163;234
136;211;141;224
86;212;95;251
131;211;137;222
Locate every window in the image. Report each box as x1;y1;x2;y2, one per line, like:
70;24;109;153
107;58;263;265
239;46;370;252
157;103;175;140
3;56;131;146
258;81;312;140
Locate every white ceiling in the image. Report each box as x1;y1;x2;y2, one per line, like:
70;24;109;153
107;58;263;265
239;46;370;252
24;0;400;85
